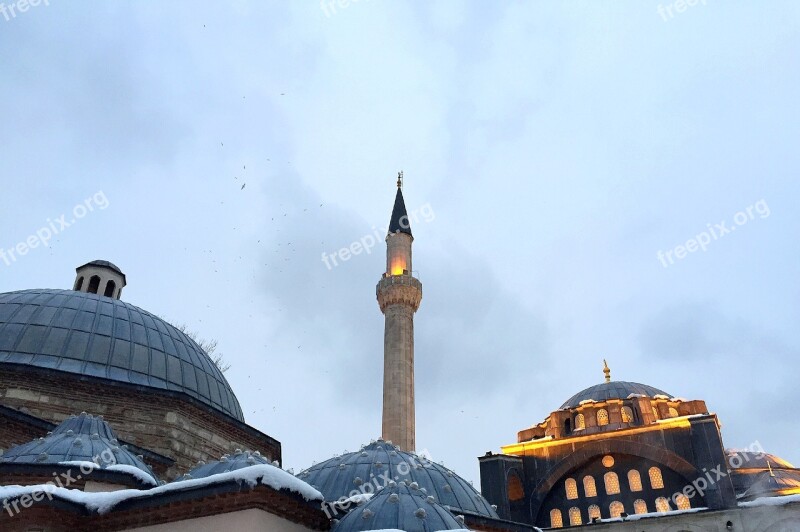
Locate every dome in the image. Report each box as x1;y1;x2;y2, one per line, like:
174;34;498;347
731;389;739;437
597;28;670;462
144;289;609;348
79;260;125;276
0;412;158;486
560;381;670;409
176;449;273;481
0;289;243;421
726;451;795;470
298;440;498;519
333;481;466;532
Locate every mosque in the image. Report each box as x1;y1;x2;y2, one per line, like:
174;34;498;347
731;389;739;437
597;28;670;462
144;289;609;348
0;181;799;531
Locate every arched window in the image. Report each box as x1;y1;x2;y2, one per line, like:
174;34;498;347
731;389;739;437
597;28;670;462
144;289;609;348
651;404;660;420
583;475;597;497
565;478;578;500
597;409;609;426
87;275;101;294
550;508;563;528
74;276;84;291
655;497;670;512
675;493;691;510
609;501;624;518
604;472;620;495
628;470;643;492
621;406;633;423
634;499;648;514
564;417;571;435
668;407;679;418
648;467;664;489
507;473;524;502
568;507;582;526
575;413;585;430
104;280;116;297
587;504;601;521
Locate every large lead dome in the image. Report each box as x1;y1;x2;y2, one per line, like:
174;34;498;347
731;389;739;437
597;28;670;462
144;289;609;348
559;381;670;409
0;289;243;421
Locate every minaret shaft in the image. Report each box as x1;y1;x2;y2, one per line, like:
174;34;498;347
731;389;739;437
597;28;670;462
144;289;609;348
377;183;422;452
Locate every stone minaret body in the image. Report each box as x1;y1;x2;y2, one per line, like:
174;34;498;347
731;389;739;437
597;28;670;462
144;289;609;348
376;177;422;452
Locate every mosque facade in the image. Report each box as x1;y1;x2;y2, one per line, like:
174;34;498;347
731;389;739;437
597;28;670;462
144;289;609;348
1;182;799;531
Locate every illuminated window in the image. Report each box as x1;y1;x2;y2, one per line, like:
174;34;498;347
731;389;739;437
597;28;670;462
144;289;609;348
628;470;643;492
621;406;633;423
651;404;660;420
604;472;620;495
655;497;670;512
597;409;609;426
550;509;563;528
602;455;615;468
648;467;664;489
508;473;524;502
675;493;691;510
633;499;647;514
568;507;582;526
583;475;597;497
565;478;578;500
575;413;585;430
609;501;624;518
588;504;601;521
668;407;679;418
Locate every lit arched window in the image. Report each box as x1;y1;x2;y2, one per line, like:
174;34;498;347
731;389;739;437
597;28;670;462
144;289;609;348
621;406;633;423
668;407;679;418
550;508;563;528
655;497;670;512
604;471;620;495
675;493;691;510
597;409;609;426
583;475;597;497
651;404;660;420
575;413;585;430
609;501;624;518
588;504;601;521
507;473;524;502
648;467;664;489
568;507;582;526
565;478;578;500
88;275;101;294
634;499;647;514
628;470;643;492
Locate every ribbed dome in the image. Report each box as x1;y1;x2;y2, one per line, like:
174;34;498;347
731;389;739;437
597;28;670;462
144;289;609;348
0;289;243;421
0;412;157;485
560;381;670;409
298;440;498;519
176;449;273;481
333;482;466;532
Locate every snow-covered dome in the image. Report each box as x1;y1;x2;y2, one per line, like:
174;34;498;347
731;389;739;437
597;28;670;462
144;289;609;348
560;381;670;409
332;481;466;532
175;449;273;481
298;440;498;519
0;412;158;486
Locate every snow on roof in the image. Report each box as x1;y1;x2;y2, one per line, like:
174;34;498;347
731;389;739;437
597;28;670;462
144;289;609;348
670;397;689;402
106;464;158;486
626;393;646;398
598;507;707;523
739;493;800;508
0;464;322;515
578;399;597;405
653;394;671;400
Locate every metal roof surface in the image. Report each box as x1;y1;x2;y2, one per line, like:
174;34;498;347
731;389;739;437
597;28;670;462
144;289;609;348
559;381;671;409
0;289;243;421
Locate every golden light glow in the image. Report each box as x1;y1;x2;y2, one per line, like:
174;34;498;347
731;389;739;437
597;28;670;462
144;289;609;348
502;417;694;455
390;258;406;276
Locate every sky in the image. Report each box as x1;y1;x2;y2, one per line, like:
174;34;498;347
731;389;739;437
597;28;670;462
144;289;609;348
1;1;799;486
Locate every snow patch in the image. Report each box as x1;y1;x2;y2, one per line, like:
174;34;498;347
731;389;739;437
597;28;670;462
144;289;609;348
740;494;800;508
106;464;157;486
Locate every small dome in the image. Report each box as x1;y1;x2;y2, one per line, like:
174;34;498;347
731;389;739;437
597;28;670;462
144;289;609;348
333;482;465;532
726;451;795;470
298;440;497;519
0;289;243;421
78;260;125;277
0;412;157;486
175;450;271;481
560;381;670;409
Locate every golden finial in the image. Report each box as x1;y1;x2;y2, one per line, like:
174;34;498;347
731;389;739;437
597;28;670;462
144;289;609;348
603;359;611;383
397;171;403;189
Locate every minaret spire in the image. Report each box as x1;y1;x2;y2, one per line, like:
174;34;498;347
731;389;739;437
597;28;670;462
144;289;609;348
377;173;422;451
603;359;611;383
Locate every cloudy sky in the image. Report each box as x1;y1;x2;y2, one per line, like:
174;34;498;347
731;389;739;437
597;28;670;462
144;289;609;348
2;1;799;485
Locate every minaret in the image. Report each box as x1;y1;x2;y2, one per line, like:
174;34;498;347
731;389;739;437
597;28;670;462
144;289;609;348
377;173;423;451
